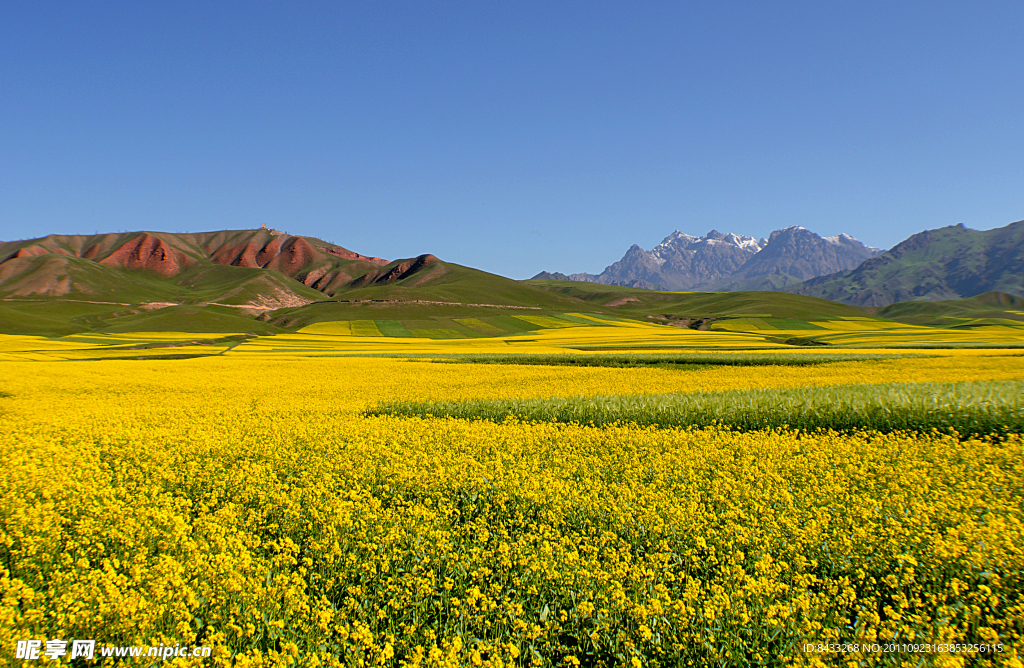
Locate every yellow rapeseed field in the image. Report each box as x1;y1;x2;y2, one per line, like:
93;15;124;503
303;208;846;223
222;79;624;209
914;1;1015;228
2;352;1024;667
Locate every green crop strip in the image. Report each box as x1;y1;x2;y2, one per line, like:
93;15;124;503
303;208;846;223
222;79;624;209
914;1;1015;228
425;351;925;368
368;380;1024;437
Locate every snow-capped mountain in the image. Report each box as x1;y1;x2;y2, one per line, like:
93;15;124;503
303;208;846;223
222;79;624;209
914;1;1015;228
652;230;766;257
533;226;882;291
714;226;882;291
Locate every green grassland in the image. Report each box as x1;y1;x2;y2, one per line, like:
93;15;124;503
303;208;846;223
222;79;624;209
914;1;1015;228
874;291;1024;326
0;300;288;336
369;380;1024;437
0;300;139;336
262;277;910;342
93;305;287;334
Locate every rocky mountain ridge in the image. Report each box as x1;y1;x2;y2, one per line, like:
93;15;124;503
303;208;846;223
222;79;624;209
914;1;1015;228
535;226;880;291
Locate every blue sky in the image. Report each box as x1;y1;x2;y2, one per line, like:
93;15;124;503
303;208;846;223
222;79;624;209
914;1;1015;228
2;2;1022;278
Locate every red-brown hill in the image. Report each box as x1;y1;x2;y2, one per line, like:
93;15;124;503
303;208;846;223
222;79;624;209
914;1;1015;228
0;228;592;335
0;229;396;302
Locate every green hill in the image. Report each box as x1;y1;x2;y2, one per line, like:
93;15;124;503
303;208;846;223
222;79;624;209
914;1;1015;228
262;260;597;330
788;220;1024;306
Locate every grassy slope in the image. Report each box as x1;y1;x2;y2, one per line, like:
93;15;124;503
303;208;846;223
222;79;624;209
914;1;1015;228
334;261;588;307
0;249;327;308
170;264;325;305
523;279;869;320
96;305;288;334
0;259;315;336
0;255;186;302
0;301;132;336
874;291;1024;327
789;221;1024;306
264;262;595;329
0;301;287;336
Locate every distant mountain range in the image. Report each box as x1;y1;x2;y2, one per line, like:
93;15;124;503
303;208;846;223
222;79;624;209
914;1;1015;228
538;219;1024;305
535;226;882;291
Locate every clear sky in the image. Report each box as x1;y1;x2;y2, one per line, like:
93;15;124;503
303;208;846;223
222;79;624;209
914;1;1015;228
2;2;1022;278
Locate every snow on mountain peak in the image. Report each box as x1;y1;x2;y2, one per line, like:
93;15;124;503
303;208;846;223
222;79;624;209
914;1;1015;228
654;230;698;247
652;229;763;256
824;233;863;245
